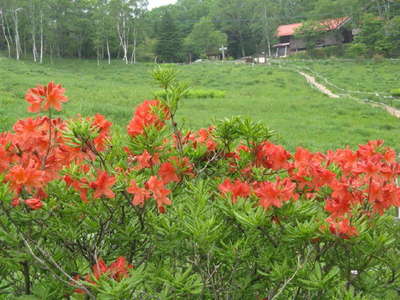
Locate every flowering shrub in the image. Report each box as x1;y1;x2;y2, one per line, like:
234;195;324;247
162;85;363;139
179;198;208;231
1;69;400;299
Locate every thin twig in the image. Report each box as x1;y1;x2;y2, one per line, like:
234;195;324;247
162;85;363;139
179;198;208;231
271;250;311;300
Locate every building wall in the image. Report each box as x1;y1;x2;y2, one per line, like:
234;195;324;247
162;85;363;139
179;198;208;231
322;31;343;46
288;31;344;52
289;38;306;51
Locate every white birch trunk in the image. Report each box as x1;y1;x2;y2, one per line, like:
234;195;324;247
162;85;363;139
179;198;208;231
32;37;37;62
40;12;43;63
123;17;128;64
13;8;22;60
117;13;128;64
31;1;37;62
4;11;14;50
133;35;136;64
106;38;111;64
0;9;11;57
32;25;37;62
130;27;137;64
133;25;137;64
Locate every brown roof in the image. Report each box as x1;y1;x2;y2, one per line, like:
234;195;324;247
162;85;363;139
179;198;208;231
276;17;350;37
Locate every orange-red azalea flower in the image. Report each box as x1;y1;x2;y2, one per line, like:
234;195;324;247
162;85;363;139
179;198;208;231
90;171;116;199
127;180;150;206
25;81;68;112
158;162;180;184
25;198;43;210
146;176;171;213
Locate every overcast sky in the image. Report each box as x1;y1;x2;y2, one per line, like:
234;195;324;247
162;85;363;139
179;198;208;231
148;0;177;10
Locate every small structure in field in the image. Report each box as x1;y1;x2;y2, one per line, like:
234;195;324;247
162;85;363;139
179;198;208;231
273;17;353;57
207;54;221;60
253;53;269;64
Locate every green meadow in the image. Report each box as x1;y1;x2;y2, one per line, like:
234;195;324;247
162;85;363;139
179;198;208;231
289;59;400;94
282;59;400;108
1;56;399;152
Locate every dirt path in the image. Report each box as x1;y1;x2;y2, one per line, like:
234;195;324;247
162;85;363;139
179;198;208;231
298;71;400;119
368;102;400;118
298;71;340;98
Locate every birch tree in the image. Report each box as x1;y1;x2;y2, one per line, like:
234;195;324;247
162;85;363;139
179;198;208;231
130;0;147;64
0;8;12;57
39;7;43;63
111;0;130;64
12;7;23;60
29;0;38;62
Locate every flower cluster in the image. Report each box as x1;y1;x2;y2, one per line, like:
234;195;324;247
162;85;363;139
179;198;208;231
73;256;133;294
0;83;113;210
2;80;400;298
218;139;400;239
25;81;68;112
127;100;170;137
125;150;194;212
179;126;218;151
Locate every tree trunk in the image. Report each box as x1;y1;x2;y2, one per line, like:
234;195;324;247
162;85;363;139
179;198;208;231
50;44;53;64
32;36;37;62
23;39;27;56
133;32;137;64
77;43;82;59
130;47;134;64
117;14;128;64
239;31;246;57
131;28;137;64
32;30;37;62
39;12;43;63
31;1;37;62
263;3;272;59
106;38;111;64
13;8;22;60
4;11;14;54
0;9;11;57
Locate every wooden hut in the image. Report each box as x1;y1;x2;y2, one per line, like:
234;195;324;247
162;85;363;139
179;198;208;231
273;17;353;57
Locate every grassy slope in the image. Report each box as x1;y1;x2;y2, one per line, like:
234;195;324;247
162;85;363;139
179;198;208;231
0;56;399;152
285;59;400;108
291;59;400;93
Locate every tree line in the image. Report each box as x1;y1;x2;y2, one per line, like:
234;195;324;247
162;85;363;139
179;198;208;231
0;0;399;63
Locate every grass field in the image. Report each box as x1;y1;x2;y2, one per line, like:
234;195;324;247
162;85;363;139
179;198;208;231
281;59;400;108
290;59;400;93
1;56;400;152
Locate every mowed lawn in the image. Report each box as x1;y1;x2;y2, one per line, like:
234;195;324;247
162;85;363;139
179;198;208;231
0;56;399;152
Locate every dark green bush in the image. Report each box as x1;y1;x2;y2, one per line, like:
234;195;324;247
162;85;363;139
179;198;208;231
391;89;400;97
154;88;226;99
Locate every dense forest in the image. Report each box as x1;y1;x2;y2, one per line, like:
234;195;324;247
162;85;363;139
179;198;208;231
0;0;399;63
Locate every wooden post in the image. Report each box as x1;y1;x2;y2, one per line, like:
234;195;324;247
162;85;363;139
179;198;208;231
219;45;227;60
